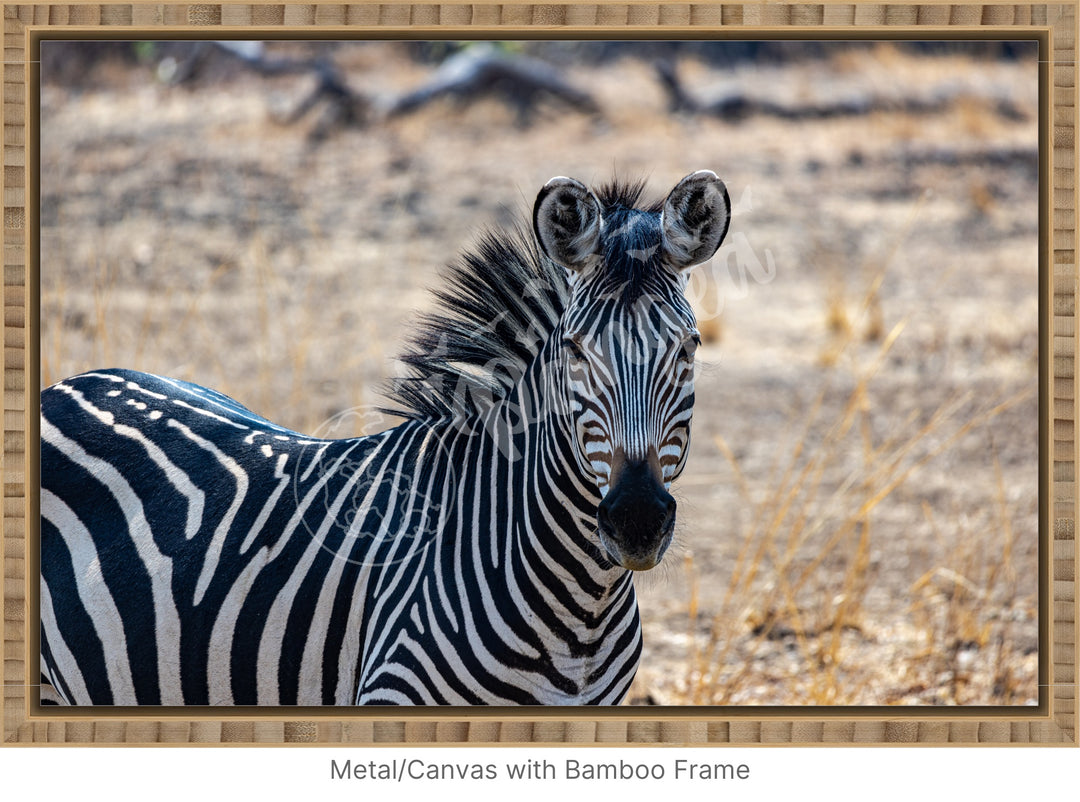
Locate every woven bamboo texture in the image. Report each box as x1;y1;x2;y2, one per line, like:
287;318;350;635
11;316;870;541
1;1;1077;746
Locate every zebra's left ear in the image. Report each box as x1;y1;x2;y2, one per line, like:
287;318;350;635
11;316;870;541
661;170;731;271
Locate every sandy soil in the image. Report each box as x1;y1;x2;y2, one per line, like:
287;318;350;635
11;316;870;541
39;41;1040;705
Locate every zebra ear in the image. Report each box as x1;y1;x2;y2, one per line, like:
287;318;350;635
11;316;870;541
661;170;731;271
533;177;604;272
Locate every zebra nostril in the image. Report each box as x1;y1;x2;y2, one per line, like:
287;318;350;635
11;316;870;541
662;498;676;534
597;504;612;533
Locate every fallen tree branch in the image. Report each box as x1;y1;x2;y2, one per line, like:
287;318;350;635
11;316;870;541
385;45;600;125
167;42;598;141
656;59;1028;123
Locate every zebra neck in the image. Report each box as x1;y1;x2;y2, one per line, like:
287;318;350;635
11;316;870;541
405;410;638;703
488;358;627;591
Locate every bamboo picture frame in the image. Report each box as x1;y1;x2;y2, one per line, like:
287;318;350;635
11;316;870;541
2;2;1076;746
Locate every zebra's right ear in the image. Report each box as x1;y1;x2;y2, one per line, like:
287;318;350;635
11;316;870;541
533;177;603;272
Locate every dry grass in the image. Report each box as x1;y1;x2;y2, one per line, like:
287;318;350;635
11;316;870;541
905;453;1035;705
676;353;1032;705
39;221;381;437
662;222;1036;705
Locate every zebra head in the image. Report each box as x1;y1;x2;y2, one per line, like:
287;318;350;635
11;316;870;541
533;170;731;571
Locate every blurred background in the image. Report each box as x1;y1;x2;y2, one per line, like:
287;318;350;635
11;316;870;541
39;40;1039;705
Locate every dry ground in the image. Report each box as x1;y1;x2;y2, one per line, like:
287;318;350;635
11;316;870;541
40;41;1040;705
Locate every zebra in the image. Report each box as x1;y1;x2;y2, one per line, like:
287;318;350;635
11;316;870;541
39;170;731;705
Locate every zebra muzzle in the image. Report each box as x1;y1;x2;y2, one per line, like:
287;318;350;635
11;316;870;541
596;458;677;571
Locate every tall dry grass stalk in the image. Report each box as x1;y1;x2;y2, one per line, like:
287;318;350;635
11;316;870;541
906;448;1034;704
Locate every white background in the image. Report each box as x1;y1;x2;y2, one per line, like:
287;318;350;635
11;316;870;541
5;745;1078;800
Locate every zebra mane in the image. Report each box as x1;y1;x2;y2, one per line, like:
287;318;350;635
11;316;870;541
382;179;656;422
593;176;657;214
381;221;568;421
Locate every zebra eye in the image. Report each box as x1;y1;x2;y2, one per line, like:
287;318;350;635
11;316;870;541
680;333;701;361
563;336;588;363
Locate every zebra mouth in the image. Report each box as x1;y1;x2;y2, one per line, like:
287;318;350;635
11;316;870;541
597;510;676;572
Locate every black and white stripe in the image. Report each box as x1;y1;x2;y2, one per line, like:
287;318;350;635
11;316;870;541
40;171;730;705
